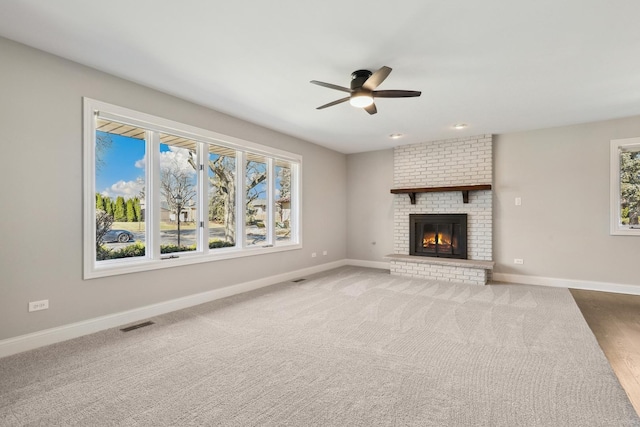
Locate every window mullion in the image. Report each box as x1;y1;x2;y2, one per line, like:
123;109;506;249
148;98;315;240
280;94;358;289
291;162;300;244
237;151;246;249
149;130;161;259
266;158;275;245
198;143;207;254
85;111;98;271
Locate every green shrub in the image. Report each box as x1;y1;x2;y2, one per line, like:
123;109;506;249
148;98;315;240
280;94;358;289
96;245;112;261
97;242;145;260
160;244;196;254
209;239;235;249
622;206;630;225
97;240;233;260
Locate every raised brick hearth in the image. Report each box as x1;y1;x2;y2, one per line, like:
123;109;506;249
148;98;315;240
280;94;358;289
388;135;494;285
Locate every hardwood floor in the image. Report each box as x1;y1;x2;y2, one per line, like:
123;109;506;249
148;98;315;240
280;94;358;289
571;289;640;416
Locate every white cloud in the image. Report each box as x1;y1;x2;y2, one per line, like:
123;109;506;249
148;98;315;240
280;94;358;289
102;147;195;200
134;147;195;173
101;179;144;199
159;146;196;176
134;155;145;169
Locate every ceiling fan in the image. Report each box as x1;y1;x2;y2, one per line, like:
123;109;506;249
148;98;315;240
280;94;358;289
310;66;421;115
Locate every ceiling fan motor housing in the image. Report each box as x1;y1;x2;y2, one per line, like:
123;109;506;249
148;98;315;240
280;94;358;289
351;70;372;90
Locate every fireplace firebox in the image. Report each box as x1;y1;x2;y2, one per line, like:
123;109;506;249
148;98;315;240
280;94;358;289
409;214;467;259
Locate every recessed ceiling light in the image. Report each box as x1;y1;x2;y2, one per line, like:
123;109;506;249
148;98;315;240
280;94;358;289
453;123;468;130
389;133;404;139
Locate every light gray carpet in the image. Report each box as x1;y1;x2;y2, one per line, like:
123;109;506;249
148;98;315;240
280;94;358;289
1;266;638;426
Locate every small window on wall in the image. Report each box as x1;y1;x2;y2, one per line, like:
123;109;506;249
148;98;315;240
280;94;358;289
610;137;640;235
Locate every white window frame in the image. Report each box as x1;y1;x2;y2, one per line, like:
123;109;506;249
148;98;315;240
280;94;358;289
84;98;302;279
610;137;640;236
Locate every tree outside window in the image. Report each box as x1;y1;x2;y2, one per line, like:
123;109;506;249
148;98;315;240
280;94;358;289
85;98;301;279
611;138;640;235
620;149;640;226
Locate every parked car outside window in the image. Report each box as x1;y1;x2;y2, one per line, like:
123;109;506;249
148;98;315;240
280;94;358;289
103;230;135;243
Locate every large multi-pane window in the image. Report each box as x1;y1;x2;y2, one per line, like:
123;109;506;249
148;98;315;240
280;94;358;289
610;137;640;235
84;98;301;278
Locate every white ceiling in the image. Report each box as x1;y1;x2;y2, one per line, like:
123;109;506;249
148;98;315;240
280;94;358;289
1;1;640;154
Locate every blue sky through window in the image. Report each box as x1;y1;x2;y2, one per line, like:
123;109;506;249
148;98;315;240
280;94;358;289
97;131;278;201
96;132;145;199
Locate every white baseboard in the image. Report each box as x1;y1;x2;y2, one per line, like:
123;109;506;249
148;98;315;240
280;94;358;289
11;262;633;359
345;259;390;270
0;260;347;359
492;272;640;296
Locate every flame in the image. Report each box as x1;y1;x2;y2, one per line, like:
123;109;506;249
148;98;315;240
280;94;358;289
423;232;451;247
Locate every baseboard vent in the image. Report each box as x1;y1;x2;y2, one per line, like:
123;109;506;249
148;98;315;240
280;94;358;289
291;278;306;283
120;321;155;332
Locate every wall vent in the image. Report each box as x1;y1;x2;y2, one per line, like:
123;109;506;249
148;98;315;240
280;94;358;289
120;321;155;332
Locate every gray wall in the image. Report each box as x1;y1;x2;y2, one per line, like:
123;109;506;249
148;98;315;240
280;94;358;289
347;119;640;290
494;117;640;286
0;37;347;341
4;34;640;343
346;149;394;262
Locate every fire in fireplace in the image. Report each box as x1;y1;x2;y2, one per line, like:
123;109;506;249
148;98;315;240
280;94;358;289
409;214;467;259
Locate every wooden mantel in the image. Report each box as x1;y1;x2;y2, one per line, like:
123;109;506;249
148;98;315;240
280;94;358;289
390;184;492;204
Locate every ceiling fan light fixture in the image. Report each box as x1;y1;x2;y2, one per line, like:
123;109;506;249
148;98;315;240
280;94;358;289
311;66;420;115
350;93;374;108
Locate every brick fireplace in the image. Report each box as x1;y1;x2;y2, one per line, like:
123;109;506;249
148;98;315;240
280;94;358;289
387;135;494;285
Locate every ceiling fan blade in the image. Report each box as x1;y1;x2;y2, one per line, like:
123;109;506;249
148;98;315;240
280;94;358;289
310;80;352;93
316;96;350;110
362;66;392;90
372;90;422;98
364;103;377;115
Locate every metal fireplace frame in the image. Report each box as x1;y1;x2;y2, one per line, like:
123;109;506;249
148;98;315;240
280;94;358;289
409;213;468;259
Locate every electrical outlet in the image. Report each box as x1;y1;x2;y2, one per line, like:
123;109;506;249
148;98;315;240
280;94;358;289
28;300;49;312
515;197;522;206
311;252;317;258
514;258;524;265
322;250;327;256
